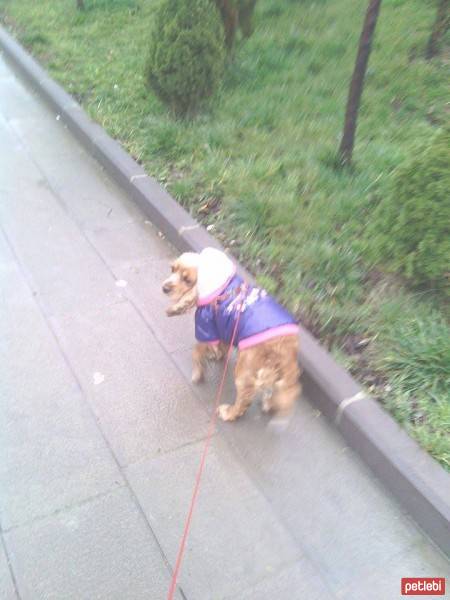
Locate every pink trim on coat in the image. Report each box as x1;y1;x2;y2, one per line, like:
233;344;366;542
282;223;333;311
238;324;299;350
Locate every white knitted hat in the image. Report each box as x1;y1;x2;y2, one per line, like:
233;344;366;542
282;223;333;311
197;247;236;305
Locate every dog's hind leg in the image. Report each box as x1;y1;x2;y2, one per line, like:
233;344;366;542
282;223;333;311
270;336;301;419
271;358;301;419
271;379;301;419
261;388;274;413
218;375;256;421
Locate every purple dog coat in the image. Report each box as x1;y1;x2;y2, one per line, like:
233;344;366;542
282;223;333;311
194;248;298;349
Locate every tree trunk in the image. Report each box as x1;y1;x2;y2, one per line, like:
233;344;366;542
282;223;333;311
76;0;85;9
215;0;239;51
338;0;382;167
425;0;449;59
238;0;257;38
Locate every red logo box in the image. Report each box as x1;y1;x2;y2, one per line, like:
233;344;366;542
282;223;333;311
401;578;446;595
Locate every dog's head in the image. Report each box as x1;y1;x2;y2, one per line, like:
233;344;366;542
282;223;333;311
162;252;199;315
162;247;236;317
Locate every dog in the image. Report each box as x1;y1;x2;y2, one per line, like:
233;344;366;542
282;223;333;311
162;247;301;422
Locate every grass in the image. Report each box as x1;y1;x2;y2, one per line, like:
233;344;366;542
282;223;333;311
1;0;449;469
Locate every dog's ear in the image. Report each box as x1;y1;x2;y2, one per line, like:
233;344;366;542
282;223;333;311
181;267;197;286
166;284;198;316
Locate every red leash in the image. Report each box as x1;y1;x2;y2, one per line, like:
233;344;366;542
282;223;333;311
166;289;245;600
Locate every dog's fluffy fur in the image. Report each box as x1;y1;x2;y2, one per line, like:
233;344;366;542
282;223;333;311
162;252;301;421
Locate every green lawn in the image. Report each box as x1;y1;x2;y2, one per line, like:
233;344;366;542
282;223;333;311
1;0;449;469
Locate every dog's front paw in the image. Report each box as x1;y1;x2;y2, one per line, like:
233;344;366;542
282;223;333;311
217;404;234;422
166;306;178;317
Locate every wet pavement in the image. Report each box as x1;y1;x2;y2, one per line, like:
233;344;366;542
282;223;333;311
0;52;448;599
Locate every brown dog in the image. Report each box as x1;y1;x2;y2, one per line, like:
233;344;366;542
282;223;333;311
162;248;301;421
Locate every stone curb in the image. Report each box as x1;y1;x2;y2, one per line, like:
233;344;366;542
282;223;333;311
1;25;449;556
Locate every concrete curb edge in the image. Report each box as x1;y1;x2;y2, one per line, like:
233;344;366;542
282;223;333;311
1;25;448;556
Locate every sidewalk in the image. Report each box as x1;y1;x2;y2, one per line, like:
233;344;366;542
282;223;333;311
0;52;448;600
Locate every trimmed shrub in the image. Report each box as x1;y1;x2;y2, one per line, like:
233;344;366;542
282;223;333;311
368;128;450;293
146;0;225;117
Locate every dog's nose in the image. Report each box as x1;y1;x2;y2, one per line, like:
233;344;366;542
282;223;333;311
162;283;171;294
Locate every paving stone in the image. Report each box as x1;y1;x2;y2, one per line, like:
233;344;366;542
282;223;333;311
85;219;171;268
0;71;43;120
110;258;196;354
0;112;42;195
0;179;125;317
0;250;123;528
8;114;144;229
126;439;302;600
2;108;58;165
224;561;337;600
0;110;19;153
334;540;450;600
0;225;15;268
1;245;80;403
50;301;210;466
0;53;13;79
221;400;425;588
0;542;17;600
4;488;181;600
0;386;124;530
9;110;85;161
40;151;143;230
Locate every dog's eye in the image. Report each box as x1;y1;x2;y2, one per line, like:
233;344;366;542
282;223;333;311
182;274;192;284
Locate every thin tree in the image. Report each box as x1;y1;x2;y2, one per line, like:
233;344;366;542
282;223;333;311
215;0;239;50
338;0;382;167
238;0;258;38
76;0;85;9
214;0;258;51
426;0;449;59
